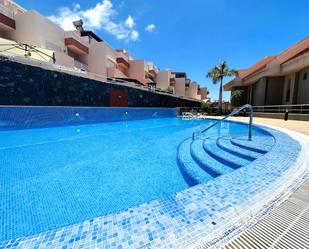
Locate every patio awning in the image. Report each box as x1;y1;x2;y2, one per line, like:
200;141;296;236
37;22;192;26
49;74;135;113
0;37;55;63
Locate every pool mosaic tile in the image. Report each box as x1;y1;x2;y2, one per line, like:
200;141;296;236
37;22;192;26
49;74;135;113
1;123;307;249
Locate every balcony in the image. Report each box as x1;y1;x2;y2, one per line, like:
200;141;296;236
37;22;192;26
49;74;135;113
197;86;201;95
0;5;15;31
64;31;89;55
169;77;176;87
116;53;130;69
148;62;158;73
145;61;158;78
74;60;88;71
107;67;128;78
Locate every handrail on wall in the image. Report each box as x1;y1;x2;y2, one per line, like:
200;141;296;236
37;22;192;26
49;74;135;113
192;104;253;141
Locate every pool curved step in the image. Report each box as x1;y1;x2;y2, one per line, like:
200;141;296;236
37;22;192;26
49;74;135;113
216;137;263;161
177;135;274;186
190;139;234;176
231;135;275;154
203;138;250;169
177;138;213;186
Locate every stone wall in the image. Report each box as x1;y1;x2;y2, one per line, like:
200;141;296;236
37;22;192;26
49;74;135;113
0;56;200;107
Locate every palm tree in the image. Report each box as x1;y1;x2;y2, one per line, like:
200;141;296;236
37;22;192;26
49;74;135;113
206;61;238;114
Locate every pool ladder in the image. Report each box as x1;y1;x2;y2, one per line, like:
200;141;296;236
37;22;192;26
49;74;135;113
192;104;253;141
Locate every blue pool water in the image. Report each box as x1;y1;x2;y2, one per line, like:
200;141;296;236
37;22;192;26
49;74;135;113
0;109;271;241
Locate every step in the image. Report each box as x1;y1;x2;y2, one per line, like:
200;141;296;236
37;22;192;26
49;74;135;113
216;137;263;161
177;138;213;186
231;135;275;154
203;138;250;169
190;139;234;176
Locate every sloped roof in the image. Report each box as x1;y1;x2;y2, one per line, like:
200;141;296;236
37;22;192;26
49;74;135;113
242;56;276;80
224;36;309;91
276;36;309;64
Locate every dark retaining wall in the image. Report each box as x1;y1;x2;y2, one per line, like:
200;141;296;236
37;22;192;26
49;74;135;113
0;57;200;107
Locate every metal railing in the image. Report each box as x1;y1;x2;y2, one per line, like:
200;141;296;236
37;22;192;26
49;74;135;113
192;104;253;141
253;104;309;114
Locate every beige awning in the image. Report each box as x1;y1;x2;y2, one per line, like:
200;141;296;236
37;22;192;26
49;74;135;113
0;37;55;62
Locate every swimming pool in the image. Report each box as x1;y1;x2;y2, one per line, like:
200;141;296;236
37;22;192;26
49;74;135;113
1;107;308;248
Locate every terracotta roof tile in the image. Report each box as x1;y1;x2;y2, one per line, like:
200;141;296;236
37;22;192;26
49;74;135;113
276;36;309;64
242;56;276;80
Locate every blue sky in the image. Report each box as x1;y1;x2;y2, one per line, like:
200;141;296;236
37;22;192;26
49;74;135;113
17;0;309;101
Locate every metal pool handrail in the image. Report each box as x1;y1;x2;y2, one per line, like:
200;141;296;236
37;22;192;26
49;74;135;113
192;104;253;141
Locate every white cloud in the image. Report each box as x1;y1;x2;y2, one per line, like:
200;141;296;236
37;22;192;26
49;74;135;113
145;24;155;32
125;16;135;28
49;0;139;42
130;30;139;41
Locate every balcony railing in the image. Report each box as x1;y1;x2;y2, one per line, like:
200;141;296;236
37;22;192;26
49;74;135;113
0;4;14;18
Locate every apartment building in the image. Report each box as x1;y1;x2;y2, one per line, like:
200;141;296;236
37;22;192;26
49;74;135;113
125;60;159;86
172;72;187;97
199;87;210;101
155;70;175;93
224;36;309;107
0;9;118;76
186;81;200;100
0;0;204;100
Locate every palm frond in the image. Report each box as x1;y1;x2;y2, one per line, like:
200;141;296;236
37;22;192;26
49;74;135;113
224;69;238;77
206;66;221;84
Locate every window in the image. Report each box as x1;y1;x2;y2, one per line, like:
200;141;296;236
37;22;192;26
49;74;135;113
303;72;307;80
285;80;291;102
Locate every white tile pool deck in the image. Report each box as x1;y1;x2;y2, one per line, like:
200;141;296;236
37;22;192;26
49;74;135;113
1;117;309;249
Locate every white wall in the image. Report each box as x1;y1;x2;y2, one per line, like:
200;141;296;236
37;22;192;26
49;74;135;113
8;11;66;52
84;40;117;77
174;77;186;96
187;82;198;99
155;70;170;90
127;60;148;85
54;51;74;68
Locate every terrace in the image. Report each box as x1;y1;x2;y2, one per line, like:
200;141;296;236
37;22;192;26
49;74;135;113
64;31;89;55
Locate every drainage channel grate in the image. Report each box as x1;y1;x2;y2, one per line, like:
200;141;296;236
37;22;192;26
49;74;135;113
223;179;309;249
